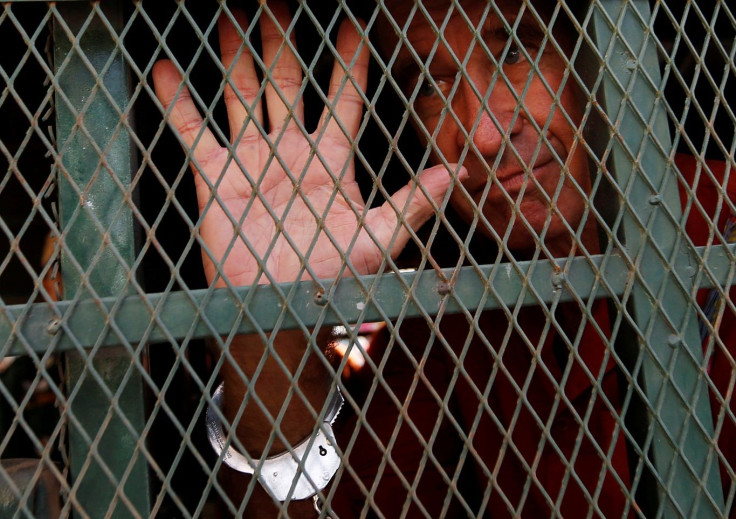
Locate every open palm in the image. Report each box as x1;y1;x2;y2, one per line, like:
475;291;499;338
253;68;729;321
153;3;463;288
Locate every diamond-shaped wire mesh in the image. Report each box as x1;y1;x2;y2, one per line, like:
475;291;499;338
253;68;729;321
0;1;734;518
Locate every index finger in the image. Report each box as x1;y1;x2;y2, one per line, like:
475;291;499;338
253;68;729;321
321;19;369;143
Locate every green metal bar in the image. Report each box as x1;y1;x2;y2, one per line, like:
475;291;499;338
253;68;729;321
7;253;628;353
1;244;733;353
586;1;725;517
53;2;150;518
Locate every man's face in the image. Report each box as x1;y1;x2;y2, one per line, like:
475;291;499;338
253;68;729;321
385;0;591;255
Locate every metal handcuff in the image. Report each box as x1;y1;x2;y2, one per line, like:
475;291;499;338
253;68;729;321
206;383;343;516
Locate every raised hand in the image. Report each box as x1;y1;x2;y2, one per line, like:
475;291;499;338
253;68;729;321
153;3;464;288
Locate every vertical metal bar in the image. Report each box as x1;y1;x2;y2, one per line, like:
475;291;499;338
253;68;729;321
585;1;725;517
53;2;150;518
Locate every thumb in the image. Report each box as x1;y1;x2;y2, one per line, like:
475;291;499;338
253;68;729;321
368;163;468;259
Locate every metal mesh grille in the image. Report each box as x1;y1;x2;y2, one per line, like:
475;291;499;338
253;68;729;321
0;1;734;517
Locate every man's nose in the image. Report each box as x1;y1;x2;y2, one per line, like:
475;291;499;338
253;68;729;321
458;82;522;158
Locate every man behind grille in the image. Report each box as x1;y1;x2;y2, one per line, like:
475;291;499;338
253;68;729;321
152;0;735;517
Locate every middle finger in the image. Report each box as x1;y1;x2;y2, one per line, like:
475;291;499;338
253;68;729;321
260;1;305;131
219;9;263;142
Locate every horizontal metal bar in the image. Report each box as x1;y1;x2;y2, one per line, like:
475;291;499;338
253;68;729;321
1;244;733;355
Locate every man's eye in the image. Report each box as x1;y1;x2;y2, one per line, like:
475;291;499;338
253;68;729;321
417;76;436;97
504;43;522;65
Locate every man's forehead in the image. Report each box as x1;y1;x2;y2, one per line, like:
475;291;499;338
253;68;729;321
381;0;548;26
375;0;556;59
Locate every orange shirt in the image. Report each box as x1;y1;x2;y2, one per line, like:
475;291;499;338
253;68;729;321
332;154;735;518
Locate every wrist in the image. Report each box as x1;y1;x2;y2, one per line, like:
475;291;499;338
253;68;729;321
222;329;334;455
207;382;343;501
